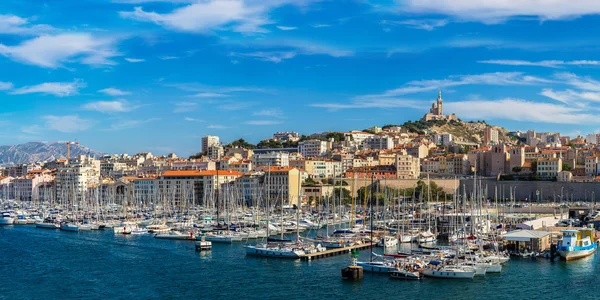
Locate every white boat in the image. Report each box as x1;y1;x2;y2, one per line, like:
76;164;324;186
14;218;28;225
113;222;137;234
557;229;598;261
60;222;79;232
0;212;15;225
78;224;93;231
147;224;171;234
420;266;476;279
389;269;422;280
357;261;397;273
378;236;398;248
244;243;306;258
460;262;487;276
416;230;437;243
203;232;243;243
36;222;60;229
155;231;195;240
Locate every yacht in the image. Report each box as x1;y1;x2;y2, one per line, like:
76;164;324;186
557;229;598;261
0;212;15;225
155;231;195;240
357;261;398;273
389;269;422;280
378;236;399;248
60;222;80;232
420;265;476;279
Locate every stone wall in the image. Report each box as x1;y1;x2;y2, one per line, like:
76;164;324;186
459;179;600;202
341;178;459;196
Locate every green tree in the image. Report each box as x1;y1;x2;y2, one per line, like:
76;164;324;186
512;166;522;173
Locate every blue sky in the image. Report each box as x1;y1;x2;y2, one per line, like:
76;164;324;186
2;0;600;156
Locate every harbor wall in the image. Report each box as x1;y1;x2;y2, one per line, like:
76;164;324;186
341;178;459;196
459;179;600;202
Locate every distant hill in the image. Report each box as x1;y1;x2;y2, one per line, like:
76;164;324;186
393;119;518;145
0;142;105;166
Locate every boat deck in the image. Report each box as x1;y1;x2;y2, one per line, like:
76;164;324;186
301;243;374;261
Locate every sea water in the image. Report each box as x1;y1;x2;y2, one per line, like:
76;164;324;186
0;226;597;299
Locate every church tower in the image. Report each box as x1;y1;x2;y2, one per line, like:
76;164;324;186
436;90;443;115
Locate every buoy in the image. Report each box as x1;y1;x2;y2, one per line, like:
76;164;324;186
341;266;363;279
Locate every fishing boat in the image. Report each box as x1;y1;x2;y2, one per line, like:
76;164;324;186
557;229;598;261
0;211;15;225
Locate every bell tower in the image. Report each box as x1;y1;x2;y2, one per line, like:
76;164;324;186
436;90;443;115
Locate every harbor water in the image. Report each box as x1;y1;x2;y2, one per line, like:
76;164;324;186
1;225;598;299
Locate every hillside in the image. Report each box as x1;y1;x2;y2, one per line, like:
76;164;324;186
398;119;518;145
0;142;105;166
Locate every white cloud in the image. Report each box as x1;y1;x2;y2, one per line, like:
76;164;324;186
244;120;282;125
120;1;318;34
21;124;42;135
108;118;159;130
228;40;353;63
0;14;54;35
82;100;133;113
43;115;93;132
479;59;600;68
98;87;131;96
0;82;13;91
400;0;600;23
158;55;179;60
232;51;296;63
11;80;86;97
184;117;203;122
0;33;119;68
253;108;284;118
445;98;600;124
173;101;197;113
191;92;229;98
276;25;297;31
207;124;230;129
120;1;271;34
124;57;145;63
358;72;549;98
311;98;423;111
312;24;331;28
555;72;600;92
381;19;448;31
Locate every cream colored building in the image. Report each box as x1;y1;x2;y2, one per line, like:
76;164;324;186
537;157;562;179
395;154;420;179
290;159;341;179
262;167;302;206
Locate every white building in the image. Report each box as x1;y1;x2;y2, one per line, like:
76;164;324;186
273;131;300;142
298;139;329;158
202;135;220;154
364;135;394;150
432;133;453;146
484;127;499;145
56;156;101;203
156;170;242;205
252;152;290;167
537;157;562;179
12;170;54;201
586;133;600;145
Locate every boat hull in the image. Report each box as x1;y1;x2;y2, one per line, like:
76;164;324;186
421;269;475;279
244;246;304;258
36;223;60;229
558;246;597;261
0;217;14;225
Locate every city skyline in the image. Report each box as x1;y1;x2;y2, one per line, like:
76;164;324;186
3;1;600;156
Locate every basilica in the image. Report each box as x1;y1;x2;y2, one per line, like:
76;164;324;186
421;90;458;122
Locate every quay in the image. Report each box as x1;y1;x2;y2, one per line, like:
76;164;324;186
301;243;374;261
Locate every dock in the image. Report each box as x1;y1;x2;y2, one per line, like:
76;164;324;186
301;243;374;261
